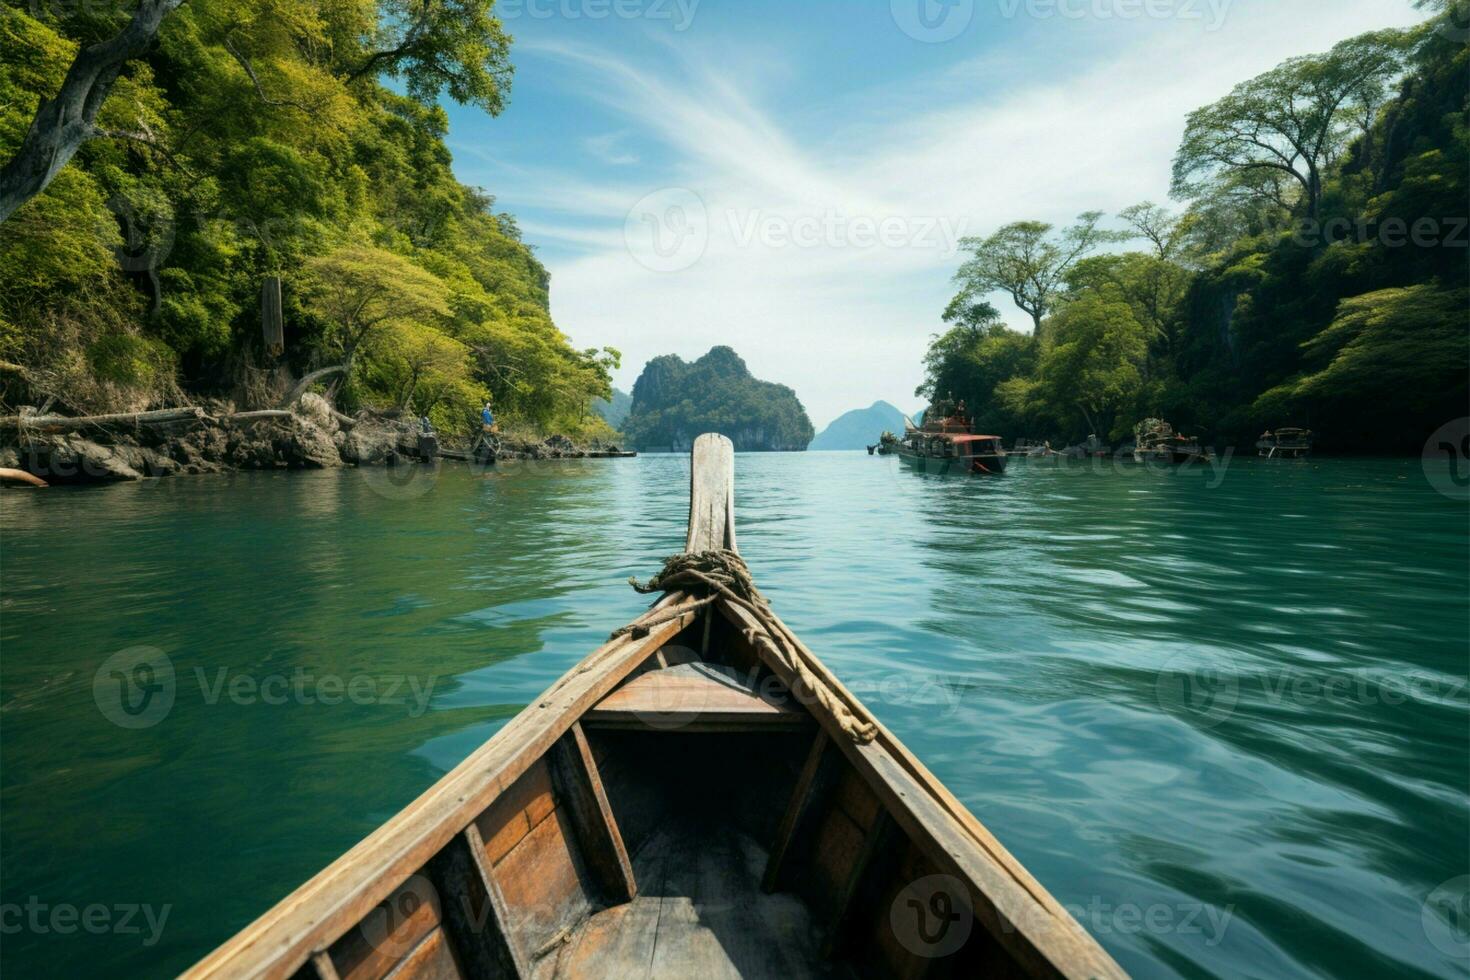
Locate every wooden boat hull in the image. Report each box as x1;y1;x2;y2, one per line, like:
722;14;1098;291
1256;444;1311;459
188;435;1122;980
898;450;1008;476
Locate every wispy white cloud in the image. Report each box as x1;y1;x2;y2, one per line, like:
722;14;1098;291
501;1;1429;429
583;131;641;166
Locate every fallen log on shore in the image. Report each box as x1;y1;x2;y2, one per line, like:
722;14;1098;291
0;468;47;487
3;406;351;432
1;407;207;431
226;410;295;423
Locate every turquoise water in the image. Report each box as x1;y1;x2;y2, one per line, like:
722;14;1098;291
1;454;1466;978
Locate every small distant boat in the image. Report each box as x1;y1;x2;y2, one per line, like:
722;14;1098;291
899;404;1007;475
187;434;1122;980
1133;419;1212;465
866;431;900;456
1257;427;1313;459
1062;435;1109;459
1009;439;1058;462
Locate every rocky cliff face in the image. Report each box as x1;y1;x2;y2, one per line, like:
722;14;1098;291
5;395;421;483
622;347;814;452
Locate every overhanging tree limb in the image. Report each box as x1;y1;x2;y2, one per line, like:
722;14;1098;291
0;0;186;225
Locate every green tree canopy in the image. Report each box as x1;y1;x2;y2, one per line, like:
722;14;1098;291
952;212;1121;334
1171;30;1409;223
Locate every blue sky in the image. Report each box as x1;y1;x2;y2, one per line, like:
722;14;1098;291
440;0;1429;429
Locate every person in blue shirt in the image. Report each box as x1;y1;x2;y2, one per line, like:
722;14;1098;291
481;402;496;433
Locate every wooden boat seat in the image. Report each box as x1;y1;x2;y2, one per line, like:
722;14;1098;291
584;663;808;732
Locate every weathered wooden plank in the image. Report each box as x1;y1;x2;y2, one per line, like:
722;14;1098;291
821;810;895;959
475;761;556;867
585;662;805;731
808;807;867;924
492;806;592;963
184;600;698;980
312;951;342;980
762;729;829;893
831;766;882;832
686;433;736;553
425;828;524;979
550;901;660;980
549;723;637;904
382;927;461;980
462;823;531;978
329;876;442;980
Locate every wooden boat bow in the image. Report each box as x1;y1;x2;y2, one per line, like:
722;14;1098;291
186;433;1127;980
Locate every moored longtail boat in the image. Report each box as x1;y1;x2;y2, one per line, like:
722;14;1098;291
188;434;1125;980
899;409;1008;475
1132;419;1212;466
1256;427;1314;459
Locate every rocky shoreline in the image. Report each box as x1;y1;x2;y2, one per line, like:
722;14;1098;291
0;395;629;485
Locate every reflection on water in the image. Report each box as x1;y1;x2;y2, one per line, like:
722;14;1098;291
1;454;1466;979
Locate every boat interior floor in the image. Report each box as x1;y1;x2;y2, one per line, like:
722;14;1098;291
545;820;841;979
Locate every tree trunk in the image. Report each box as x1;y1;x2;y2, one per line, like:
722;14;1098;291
2;407;204;431
1306;166;1322;223
227;410;295;423
1078;404;1098;436
0;0;185;224
279;365;346;408
0;468;49;487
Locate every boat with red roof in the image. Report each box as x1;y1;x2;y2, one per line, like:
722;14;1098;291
898;398;1008;475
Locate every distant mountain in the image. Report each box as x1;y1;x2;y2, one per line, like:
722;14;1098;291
593;388;632;429
810;401;909;451
623;347;814;452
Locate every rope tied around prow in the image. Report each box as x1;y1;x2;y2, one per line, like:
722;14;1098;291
611;549;879;744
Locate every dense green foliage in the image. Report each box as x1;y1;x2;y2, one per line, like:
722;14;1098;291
0;0;617;437
924;6;1468;452
623;347;814;452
